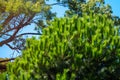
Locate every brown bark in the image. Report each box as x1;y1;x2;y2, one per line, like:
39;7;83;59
0;14;35;48
0;58;15;63
0;58;15;71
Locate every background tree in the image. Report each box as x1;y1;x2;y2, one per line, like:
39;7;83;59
0;0;56;73
56;0;108;16
6;12;120;79
0;0;55;51
53;0;120;25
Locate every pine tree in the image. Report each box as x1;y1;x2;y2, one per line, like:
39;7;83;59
7;12;120;79
0;0;55;50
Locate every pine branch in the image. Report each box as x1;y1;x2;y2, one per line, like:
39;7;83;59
0;58;15;63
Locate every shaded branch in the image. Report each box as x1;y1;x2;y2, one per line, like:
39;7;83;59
2;13;15;28
0;58;15;63
16;32;42;38
6;43;19;50
0;14;32;36
0;28;20;46
0;65;6;70
0;26;20;35
4;32;41;51
0;15;35;47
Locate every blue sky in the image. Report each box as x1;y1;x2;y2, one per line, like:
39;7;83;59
105;0;120;17
0;0;120;58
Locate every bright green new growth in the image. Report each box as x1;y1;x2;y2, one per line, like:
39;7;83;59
7;12;120;79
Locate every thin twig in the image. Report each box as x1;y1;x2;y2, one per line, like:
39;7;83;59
16;32;42;38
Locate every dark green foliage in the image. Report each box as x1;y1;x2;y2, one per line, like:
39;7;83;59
7;12;120;80
55;0;120;26
57;0;110;17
